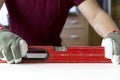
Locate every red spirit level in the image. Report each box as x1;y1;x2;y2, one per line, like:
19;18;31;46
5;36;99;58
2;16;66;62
0;46;111;63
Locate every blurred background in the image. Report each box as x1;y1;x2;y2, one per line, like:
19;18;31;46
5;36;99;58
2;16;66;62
0;0;120;46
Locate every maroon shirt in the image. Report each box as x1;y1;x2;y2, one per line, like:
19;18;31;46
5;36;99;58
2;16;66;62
5;0;84;46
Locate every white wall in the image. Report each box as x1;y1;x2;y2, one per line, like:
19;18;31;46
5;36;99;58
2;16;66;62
0;3;9;26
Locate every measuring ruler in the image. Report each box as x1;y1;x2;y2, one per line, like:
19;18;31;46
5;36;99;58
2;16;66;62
0;46;111;63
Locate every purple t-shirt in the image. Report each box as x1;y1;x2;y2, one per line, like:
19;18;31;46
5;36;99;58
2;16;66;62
5;0;84;46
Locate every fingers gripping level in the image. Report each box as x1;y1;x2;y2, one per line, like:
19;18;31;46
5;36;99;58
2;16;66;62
0;28;28;63
102;31;120;64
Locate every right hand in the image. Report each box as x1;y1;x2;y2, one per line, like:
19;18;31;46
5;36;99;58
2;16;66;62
101;31;120;64
0;29;28;64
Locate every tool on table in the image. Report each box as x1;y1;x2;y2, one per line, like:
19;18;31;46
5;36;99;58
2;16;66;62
0;46;111;63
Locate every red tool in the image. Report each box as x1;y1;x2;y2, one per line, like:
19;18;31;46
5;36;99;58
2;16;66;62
0;46;111;63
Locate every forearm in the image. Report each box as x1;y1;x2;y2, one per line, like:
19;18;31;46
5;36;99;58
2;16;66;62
78;0;119;38
89;9;119;37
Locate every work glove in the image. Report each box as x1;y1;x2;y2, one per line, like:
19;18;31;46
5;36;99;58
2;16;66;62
0;28;28;64
101;31;120;64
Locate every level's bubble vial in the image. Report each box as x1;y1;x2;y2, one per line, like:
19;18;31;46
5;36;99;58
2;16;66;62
54;46;67;51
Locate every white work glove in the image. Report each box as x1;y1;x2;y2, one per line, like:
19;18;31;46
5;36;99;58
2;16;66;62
0;29;28;64
101;31;120;64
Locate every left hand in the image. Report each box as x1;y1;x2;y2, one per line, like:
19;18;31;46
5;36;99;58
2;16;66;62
101;31;120;64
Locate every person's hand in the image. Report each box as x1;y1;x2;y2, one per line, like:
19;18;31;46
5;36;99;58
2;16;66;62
0;29;28;64
101;31;120;64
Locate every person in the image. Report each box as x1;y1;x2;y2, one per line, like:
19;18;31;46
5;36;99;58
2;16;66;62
0;0;120;64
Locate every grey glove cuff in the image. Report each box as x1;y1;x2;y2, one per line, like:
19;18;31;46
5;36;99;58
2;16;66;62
105;31;120;39
105;31;120;55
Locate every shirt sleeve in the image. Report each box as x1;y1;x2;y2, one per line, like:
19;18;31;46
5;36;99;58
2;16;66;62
73;0;85;6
